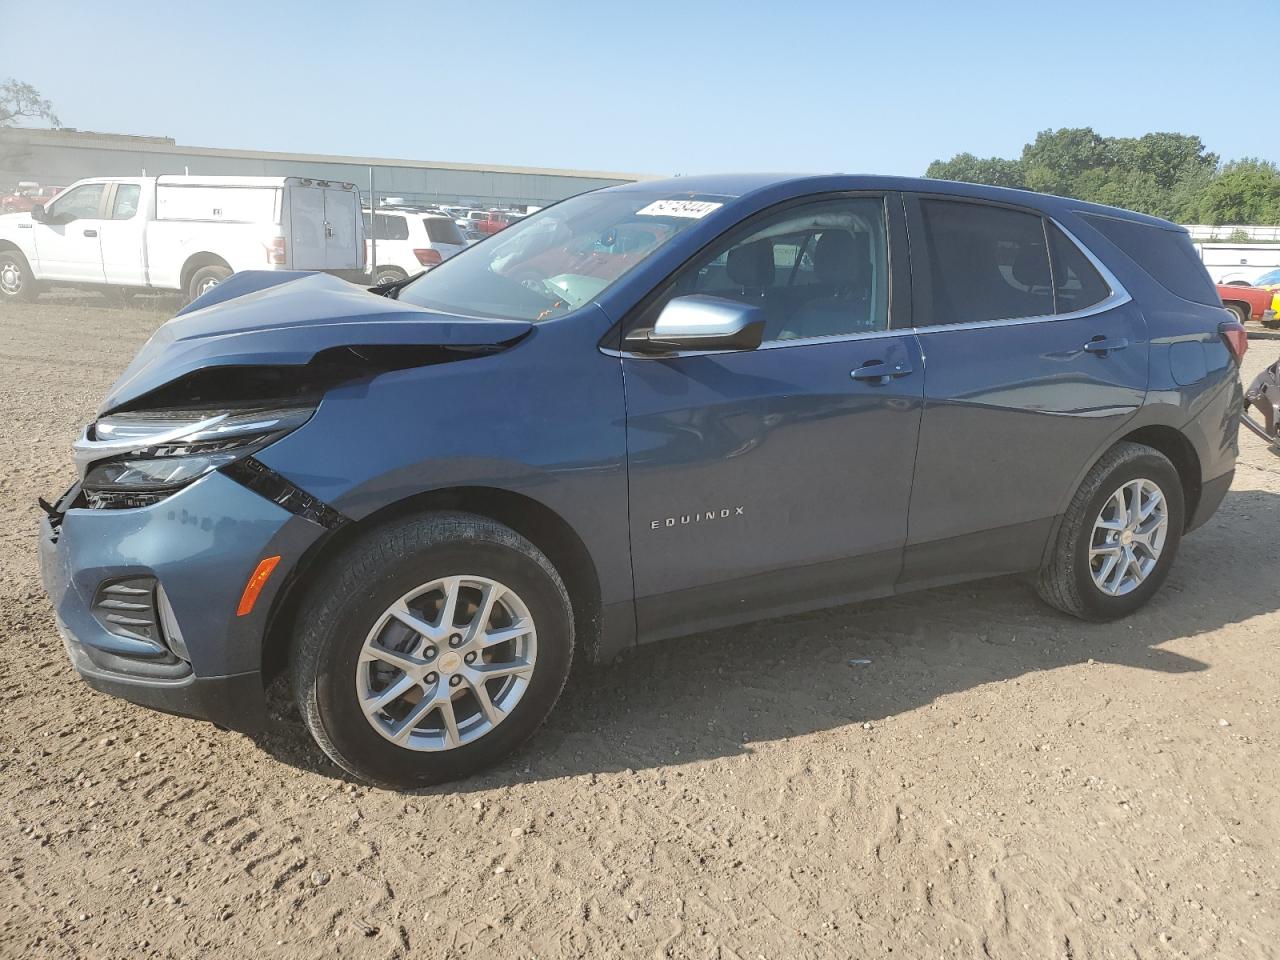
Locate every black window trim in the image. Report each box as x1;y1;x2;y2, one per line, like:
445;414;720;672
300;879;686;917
903;192;1130;335
608;190;911;357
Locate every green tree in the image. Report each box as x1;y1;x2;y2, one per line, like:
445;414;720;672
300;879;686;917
0;79;59;128
925;152;1025;188
1195;159;1280;225
926;127;1275;223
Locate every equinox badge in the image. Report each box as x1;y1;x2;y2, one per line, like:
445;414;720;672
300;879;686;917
650;506;745;530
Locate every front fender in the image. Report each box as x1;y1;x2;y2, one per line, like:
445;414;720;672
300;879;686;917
252;307;634;607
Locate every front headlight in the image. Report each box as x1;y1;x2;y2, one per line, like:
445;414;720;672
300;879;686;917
74;405;314;508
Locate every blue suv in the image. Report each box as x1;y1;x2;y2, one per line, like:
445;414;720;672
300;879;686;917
39;175;1245;787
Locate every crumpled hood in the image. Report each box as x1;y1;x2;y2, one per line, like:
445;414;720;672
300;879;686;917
101;271;532;413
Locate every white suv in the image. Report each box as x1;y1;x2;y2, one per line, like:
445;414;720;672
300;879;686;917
363;208;467;285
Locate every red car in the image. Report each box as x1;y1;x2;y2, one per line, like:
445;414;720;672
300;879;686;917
1217;283;1277;327
473;210;518;236
0;183;64;214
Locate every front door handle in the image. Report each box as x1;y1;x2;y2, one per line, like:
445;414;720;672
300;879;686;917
851;358;912;384
83;228;98;238
1084;336;1128;355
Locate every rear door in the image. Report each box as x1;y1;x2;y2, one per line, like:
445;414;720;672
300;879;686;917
287;185;327;269
322;186;360;269
99;182;146;285
623;193;924;642
899;194;1149;587
31;182;107;282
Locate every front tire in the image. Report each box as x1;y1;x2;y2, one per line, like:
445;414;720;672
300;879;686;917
291;512;574;788
1225;303;1249;326
1037;442;1184;621
0;250;38;303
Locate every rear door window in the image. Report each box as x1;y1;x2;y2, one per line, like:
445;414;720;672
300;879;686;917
363;213;409;241
918;200;1053;325
110;184;141;220
1048;223;1110;312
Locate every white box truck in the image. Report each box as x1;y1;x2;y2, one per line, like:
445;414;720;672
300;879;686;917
0;175;366;303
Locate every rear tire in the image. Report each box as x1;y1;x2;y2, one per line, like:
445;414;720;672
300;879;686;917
291;511;574;788
187;264;231;303
1225;303;1249;325
0;250;38;303
373;266;408;287
1037;442;1184;621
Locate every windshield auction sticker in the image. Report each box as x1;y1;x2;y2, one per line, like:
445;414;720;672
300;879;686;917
636;199;724;219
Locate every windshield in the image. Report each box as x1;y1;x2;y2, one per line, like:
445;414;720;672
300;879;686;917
1255;269;1280;286
396;190;728;320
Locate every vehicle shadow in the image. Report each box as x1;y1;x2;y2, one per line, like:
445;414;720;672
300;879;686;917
253;487;1278;792
35;289;182;312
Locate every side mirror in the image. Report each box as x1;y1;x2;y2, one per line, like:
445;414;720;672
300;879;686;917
29;203;45;223
633;295;765;353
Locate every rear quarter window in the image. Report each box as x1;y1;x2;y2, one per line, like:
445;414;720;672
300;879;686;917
1079;214;1218;306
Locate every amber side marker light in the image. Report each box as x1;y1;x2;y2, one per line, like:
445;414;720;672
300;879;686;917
237;555;282;617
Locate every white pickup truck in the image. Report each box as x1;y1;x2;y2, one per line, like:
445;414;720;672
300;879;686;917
0;175;366;303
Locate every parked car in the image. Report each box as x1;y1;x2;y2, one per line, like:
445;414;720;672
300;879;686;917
1217;282;1278;327
1;182;64;214
473;210;517;235
0;176;366;303
40;174;1245;788
363;208;467;285
1251;268;1280;292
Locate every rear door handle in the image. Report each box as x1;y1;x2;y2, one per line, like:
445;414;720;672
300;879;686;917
1084;336;1128;355
83;229;98;238
851;358;912;384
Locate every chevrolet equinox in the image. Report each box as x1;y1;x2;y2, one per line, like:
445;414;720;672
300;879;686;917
39;175;1245;787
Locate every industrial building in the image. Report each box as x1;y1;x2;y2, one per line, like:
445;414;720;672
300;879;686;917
0;127;653;210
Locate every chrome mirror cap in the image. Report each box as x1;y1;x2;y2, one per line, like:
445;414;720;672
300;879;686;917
640;295;765;353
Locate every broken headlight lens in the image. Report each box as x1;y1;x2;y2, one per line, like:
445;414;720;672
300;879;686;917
77;406;315;508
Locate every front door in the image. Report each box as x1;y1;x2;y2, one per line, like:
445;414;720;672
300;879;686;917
899;195;1150;587
31;182;107;282
623;194;924;642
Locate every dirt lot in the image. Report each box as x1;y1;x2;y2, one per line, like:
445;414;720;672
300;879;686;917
1;294;1277;960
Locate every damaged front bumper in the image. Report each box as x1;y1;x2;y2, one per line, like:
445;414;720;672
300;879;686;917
1243;356;1280;454
38;471;328;733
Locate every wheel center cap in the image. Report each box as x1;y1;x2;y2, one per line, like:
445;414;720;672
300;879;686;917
438;651;462;673
1120;529;1135;545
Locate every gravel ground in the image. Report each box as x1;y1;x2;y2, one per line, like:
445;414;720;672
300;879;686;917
1;293;1278;959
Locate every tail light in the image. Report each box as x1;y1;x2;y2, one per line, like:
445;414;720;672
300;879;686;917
1219;319;1248;364
266;236;287;265
413;248;443;267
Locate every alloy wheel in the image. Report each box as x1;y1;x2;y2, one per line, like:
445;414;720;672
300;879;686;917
1089;478;1169;596
355;575;537;751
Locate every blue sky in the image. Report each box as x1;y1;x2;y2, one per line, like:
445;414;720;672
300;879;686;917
5;0;1278;175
